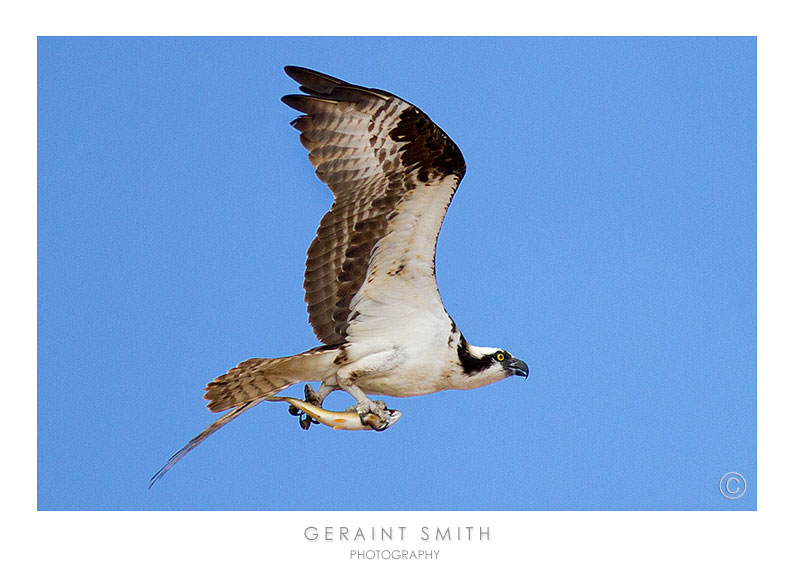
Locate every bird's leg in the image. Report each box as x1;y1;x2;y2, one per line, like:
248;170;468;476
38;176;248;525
332;349;399;430
296;384;320;430
339;382;393;431
292;380;336;430
303;383;322;405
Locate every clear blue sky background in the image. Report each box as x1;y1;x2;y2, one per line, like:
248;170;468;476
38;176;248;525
38;37;756;510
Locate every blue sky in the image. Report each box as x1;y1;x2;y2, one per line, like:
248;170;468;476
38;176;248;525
38;37;756;510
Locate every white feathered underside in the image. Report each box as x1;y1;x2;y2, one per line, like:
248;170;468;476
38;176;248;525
346;175;461;346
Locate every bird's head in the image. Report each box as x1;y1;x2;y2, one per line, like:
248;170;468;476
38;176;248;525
457;340;529;388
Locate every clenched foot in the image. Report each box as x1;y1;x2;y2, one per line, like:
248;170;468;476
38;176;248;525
347;398;394;431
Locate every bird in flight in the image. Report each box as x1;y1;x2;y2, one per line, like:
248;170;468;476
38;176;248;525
151;66;528;486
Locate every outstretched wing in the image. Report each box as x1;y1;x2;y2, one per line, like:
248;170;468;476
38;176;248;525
282;66;466;345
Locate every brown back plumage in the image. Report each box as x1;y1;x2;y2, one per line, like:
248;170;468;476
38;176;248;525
282;66;466;345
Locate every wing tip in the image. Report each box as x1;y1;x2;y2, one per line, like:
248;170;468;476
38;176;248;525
281;93;299;109
284;66;346;94
284;66;393;104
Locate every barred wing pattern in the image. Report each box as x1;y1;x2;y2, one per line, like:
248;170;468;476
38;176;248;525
282;67;466;345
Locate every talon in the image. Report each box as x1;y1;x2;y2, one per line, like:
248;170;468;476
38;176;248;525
288;405;301;417
351;398;394;431
358;412;393;431
299;414;313;430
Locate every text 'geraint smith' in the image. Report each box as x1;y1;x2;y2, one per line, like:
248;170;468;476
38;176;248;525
304;526;490;542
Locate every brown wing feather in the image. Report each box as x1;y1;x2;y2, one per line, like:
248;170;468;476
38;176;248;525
282;66;466;345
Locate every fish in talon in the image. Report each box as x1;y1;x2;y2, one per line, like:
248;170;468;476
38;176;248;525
265;396;402;431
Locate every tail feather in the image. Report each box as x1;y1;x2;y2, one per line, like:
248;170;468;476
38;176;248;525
203;345;340;412
149;398;266;488
149;344;343;487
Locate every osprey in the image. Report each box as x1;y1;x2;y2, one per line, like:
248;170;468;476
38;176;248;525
151;66;528;485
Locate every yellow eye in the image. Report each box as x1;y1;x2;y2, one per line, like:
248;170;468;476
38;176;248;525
496;353;505;362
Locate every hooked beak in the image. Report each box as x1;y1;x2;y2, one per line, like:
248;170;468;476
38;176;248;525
506;357;529;379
